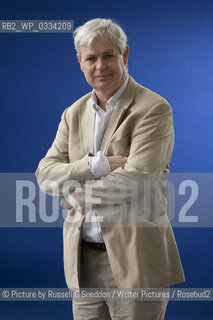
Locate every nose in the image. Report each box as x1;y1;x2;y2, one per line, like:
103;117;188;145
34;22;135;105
96;57;106;71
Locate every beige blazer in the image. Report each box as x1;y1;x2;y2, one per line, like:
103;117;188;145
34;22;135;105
35;75;185;289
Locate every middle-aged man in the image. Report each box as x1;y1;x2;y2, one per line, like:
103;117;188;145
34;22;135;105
36;18;185;320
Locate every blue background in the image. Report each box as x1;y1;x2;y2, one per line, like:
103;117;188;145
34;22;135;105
0;0;213;318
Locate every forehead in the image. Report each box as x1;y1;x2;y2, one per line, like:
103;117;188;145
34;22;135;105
80;37;120;57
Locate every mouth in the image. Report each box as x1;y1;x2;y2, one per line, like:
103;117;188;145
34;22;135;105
94;74;112;79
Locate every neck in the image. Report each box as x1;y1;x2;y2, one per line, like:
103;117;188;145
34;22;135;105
94;92;109;111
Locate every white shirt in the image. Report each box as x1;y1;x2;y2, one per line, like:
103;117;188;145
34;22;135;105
70;75;129;243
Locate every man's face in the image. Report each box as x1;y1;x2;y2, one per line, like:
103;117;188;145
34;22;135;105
77;37;129;97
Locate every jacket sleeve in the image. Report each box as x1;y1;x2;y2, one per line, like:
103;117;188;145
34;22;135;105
70;101;174;210
35;108;94;196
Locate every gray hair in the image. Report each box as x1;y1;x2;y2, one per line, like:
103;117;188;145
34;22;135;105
73;18;127;58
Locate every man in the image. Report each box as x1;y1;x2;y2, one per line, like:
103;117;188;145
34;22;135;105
36;18;185;319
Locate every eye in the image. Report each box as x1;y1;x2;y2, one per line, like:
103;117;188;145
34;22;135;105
86;57;95;61
105;54;113;58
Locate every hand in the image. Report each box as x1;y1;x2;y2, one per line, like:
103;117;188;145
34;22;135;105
60;196;73;209
107;155;128;171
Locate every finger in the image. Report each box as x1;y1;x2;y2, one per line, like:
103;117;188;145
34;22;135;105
60;199;72;209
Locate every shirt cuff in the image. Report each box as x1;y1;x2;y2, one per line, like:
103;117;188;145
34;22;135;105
88;151;111;178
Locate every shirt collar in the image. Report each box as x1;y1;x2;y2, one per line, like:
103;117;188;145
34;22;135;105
91;74;129;112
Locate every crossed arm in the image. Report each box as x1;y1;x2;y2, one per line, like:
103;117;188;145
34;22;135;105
36;101;174;214
60;155;128;209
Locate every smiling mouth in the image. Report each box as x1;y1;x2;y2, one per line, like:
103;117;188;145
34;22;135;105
94;74;112;78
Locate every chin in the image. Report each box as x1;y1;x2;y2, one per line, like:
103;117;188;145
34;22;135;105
96;84;112;91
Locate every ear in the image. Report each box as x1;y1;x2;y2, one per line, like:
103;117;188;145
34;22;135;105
77;54;84;72
122;45;129;66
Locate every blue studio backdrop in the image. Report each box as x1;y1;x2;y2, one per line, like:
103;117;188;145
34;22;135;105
0;0;213;319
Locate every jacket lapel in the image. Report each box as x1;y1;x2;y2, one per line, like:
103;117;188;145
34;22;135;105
100;76;136;153
78;97;95;155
